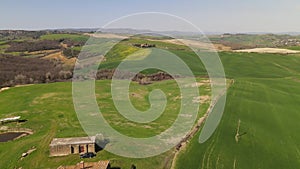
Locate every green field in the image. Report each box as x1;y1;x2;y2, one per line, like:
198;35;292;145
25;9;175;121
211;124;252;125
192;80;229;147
174;52;300;169
1;33;300;169
285;46;300;51
96;37;206;75
208;34;300;49
0;78;210;169
40;33;89;42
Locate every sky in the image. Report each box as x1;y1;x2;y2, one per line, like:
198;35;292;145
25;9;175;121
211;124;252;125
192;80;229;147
0;0;299;33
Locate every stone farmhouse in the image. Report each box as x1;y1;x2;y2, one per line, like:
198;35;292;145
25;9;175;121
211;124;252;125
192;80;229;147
50;136;96;156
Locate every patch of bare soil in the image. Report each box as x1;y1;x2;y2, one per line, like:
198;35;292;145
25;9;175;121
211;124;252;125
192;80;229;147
291;77;300;83
214;43;232;51
1;85;34;93
173;95;182;101
43;51;76;67
84;33;128;39
150;39;232;51
192;95;210;104
15;84;34;88
184;80;211;88
26;49;59;55
235;48;300;54
31;93;59;105
130;92;143;99
0;87;10;92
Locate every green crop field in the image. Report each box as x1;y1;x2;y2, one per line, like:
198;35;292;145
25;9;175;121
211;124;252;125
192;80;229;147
95;37;206;75
40;33;89;42
208;34;300;49
174;52;300;169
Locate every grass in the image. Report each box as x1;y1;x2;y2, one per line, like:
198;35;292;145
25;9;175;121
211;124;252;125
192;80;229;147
0;41;7;45
0;44;9;53
175;78;300;169
40;33;89;42
0;78;210;169
285;46;300;51
96;37;205;76
2;33;300;168
174;51;300;169
124;48;151;60
219;52;300;78
209;34;300;48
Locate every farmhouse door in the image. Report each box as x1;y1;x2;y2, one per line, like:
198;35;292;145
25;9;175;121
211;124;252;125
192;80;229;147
79;145;85;153
71;146;74;154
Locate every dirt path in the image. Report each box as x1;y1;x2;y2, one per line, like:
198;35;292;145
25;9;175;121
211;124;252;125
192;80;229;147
169;79;234;169
235;47;300;54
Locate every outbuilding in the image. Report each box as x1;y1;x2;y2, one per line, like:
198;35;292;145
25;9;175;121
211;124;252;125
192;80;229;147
50;136;96;156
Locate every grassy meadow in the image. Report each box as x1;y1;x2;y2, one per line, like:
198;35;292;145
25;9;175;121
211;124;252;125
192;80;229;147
40;33;89;42
174;52;300;169
0;78;210;169
1;32;300;169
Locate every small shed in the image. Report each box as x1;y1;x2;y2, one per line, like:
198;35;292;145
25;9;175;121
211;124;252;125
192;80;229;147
50;136;96;156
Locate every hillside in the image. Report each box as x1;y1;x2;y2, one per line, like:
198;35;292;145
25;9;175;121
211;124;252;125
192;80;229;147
0;31;300;169
174;52;300;169
0;78;211;169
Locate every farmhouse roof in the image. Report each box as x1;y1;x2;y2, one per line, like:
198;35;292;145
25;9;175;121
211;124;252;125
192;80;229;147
50;136;96;146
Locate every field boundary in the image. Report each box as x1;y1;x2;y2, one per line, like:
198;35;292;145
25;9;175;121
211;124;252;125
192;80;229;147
169;79;234;169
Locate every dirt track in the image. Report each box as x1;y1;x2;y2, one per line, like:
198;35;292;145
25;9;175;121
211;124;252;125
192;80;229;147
235;48;300;54
169;79;234;169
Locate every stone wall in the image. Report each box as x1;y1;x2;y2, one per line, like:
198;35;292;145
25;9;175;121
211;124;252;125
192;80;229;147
50;143;95;156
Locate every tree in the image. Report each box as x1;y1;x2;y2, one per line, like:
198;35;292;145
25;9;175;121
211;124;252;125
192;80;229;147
14;74;27;84
45;72;52;83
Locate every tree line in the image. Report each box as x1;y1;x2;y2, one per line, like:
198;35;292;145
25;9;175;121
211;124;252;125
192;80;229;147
0;54;72;88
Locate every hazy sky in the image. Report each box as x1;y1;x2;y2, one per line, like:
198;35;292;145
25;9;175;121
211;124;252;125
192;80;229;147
0;0;299;32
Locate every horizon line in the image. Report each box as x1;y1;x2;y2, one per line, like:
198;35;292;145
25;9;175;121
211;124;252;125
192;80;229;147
1;27;300;35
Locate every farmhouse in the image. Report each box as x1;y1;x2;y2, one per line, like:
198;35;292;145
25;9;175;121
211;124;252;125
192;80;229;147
132;43;155;48
50;136;96;156
57;160;110;169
